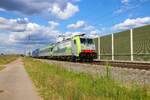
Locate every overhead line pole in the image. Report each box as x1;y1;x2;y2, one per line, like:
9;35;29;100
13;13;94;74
28;32;31;56
112;33;114;61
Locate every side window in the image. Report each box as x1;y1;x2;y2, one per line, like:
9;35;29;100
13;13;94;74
74;40;76;44
50;48;53;51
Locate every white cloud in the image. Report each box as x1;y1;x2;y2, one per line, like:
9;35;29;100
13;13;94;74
50;2;79;20
0;17;28;32
48;21;59;29
0;33;10;44
67;20;85;29
114;0;130;14
26;23;40;31
0;8;6;12
65;31;83;36
17;18;29;24
66;20;101;39
83;25;95;31
83;25;101;35
67;20;100;33
0;17;8;24
87;31;99;38
114;4;138;14
121;0;129;4
115;0;149;14
0;17;60;45
0;0;80;20
8;22;60;44
0;0;80;15
113;17;150;30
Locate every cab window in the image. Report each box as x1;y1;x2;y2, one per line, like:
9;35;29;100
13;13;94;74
80;38;94;44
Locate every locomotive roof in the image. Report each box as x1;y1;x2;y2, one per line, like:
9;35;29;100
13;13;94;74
56;34;93;44
39;44;54;51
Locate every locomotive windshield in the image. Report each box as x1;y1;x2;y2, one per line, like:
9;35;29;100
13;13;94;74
80;38;94;44
80;38;95;50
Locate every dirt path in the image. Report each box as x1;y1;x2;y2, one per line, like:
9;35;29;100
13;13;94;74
0;59;42;100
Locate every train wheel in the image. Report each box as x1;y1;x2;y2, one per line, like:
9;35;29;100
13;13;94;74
79;58;84;62
71;56;77;62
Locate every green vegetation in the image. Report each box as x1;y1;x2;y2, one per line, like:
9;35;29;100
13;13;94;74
0;65;4;71
0;55;18;70
24;57;150;100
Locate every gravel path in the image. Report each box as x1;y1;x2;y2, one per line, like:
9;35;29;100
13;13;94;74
43;60;150;86
0;59;42;100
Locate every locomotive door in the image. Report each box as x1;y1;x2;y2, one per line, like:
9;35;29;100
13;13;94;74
71;40;77;56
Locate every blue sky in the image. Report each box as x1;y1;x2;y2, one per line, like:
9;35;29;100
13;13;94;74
0;0;150;54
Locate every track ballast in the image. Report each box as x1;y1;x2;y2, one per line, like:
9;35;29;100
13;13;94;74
92;61;150;70
38;57;150;70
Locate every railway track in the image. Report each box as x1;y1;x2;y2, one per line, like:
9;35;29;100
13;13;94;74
57;59;150;70
38;57;150;70
91;61;150;70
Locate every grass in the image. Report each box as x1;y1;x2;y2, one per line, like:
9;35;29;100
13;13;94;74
0;65;4;71
24;57;150;100
0;55;18;70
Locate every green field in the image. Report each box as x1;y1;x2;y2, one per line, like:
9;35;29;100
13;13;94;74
95;25;150;61
24;57;150;100
0;55;18;70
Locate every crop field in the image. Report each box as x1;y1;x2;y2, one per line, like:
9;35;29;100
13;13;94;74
24;57;150;100
0;55;18;70
95;25;150;61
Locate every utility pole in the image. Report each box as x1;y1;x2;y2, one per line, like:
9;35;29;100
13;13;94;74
26;32;31;56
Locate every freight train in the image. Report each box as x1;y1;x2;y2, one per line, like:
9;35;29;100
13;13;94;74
32;34;97;61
